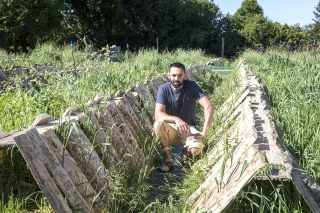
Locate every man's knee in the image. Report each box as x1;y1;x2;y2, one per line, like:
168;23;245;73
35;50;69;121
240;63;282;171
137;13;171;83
185;139;205;155
154;120;166;134
189;147;201;155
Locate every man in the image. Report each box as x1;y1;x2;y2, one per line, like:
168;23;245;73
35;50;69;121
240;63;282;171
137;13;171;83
154;62;214;172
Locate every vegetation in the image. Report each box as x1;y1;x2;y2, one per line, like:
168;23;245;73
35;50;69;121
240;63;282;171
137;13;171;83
1;43;320;212
1;0;320;210
243;50;320;182
0;44;210;132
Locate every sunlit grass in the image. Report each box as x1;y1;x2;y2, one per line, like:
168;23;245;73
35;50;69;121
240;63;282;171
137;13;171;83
243;50;320;181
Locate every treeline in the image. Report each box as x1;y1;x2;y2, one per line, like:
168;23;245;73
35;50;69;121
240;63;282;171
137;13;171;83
0;0;320;57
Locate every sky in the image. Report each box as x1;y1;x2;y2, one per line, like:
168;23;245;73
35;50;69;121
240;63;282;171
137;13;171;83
213;0;318;27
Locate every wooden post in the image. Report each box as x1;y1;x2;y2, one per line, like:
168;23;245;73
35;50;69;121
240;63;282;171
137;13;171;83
221;37;225;58
0;148;4;164
156;37;159;52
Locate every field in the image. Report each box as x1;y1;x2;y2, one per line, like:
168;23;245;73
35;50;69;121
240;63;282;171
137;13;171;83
0;45;319;212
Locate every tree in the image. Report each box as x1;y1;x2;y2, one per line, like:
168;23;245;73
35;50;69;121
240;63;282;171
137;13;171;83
0;0;64;52
311;1;320;39
231;0;265;48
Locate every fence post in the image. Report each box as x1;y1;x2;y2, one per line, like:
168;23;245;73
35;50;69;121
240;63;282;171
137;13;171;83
221;37;225;58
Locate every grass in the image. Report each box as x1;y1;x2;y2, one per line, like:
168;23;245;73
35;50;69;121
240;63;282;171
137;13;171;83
2;45;314;212
243;50;320;182
0;45;212;132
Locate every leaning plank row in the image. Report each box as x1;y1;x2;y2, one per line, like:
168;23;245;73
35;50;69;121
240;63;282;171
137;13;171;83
11;72;173;212
0;65;78;90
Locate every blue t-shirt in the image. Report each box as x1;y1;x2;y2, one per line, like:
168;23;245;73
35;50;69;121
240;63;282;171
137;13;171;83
156;80;206;126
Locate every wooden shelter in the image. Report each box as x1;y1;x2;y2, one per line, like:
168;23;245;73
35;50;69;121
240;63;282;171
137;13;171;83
188;62;320;212
0;71;169;212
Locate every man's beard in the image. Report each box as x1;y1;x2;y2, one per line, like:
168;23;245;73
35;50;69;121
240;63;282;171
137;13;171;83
171;80;184;88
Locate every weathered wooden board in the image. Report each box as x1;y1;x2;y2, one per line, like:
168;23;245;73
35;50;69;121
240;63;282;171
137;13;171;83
0;147;4;164
14;130;72;213
105;101;146;167
97;102;146;169
114;97;152;142
0;131;20;148
190;149;265;213
27;129;93;212
133;83;155;118
123;91;154;135
185;65;197;82
41;129;104;212
66;123;114;201
78;110;120;167
97;105;131;155
146;74;168;99
0;70;9;81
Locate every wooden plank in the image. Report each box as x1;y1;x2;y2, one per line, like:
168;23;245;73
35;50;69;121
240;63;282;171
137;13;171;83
0;147;4;164
0;131;26;148
146;74;167;100
292;171;320;213
193;63;320;212
0;131;10;139
0;70;9;81
113;97;151;142
133;83;155;118
106;101;138;145
41;129;104;212
97;105;132;155
67;123;114;201
189;147;264;213
123;91;154;135
185;66;197;82
105;102;146;167
78;110;120;167
26;129;93;212
97;104;144;168
14;131;72;213
274;134;320;210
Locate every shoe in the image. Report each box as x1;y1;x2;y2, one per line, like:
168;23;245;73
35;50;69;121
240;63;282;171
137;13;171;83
159;159;173;172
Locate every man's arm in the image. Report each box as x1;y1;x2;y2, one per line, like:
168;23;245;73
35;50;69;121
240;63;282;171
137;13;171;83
198;96;214;137
154;103;190;134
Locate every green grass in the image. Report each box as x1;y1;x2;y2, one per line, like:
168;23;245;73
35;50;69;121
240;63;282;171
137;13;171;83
3;46;314;212
243;50;320;181
0;46;212;132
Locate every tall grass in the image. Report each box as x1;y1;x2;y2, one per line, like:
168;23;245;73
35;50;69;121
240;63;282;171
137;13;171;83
0;46;211;132
243;50;320;181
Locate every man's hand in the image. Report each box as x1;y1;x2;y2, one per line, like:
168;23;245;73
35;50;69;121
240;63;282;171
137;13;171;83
187;132;204;141
174;118;190;135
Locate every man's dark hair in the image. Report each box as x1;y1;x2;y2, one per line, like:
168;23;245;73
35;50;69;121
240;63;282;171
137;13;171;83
169;62;185;73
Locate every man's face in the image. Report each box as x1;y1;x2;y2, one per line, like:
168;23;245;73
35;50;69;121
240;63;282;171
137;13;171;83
168;67;187;89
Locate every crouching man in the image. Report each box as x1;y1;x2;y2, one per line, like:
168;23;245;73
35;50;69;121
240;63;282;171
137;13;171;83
154;62;214;172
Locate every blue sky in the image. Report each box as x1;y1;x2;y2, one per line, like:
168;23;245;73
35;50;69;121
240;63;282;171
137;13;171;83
213;0;318;27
